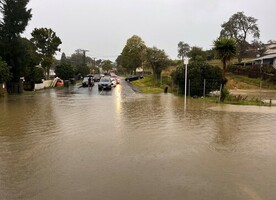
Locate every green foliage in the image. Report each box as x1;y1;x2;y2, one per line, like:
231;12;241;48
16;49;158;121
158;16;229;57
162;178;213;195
31;27;62;78
74;64;89;77
20;38;41;82
144;47;170;81
220;88;229;102
24;66;44;83
0;0;32;82
131;76;164;94
60;52;69;65
251;39;266;57
0;0;32;40
214;37;237;83
118;35;146;74
101;60;113;72
55;63;75;80
205;49;216;60
31;28;62;56
177;42;190;61
172;61;223;96
187;46;206;62
220;12;259;62
0;57;10;82
224;95;265;106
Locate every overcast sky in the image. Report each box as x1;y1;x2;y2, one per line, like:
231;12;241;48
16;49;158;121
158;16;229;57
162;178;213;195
23;0;276;61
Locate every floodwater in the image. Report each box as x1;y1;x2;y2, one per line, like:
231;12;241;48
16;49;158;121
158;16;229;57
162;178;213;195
1;80;276;200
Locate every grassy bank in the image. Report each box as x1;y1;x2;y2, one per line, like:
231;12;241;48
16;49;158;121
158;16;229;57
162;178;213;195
131;76;171;94
226;73;276;90
130;74;275;106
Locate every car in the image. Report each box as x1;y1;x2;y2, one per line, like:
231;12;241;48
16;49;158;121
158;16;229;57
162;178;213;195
93;74;101;82
111;75;120;84
82;76;94;87
110;77;117;87
98;77;112;90
125;75;143;82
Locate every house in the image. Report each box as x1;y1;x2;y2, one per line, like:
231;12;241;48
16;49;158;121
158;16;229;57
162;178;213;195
253;53;276;68
264;43;276;55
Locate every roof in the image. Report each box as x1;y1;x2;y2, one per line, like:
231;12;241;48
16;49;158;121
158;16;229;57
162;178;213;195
253;54;276;61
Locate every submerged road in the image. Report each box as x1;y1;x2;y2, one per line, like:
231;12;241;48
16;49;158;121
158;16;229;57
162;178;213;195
1;78;276;200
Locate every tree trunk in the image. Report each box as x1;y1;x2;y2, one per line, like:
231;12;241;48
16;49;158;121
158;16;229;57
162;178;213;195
222;60;228;88
7;81;24;94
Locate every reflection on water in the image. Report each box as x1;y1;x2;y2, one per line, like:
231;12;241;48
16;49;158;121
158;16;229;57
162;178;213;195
1;86;276;200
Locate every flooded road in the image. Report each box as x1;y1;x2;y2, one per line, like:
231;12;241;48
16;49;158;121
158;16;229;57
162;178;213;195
1;79;276;200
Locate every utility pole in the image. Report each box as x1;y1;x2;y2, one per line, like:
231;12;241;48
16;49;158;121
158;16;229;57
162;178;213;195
76;49;89;64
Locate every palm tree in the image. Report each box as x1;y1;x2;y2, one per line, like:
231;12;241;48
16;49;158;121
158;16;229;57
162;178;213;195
214;37;237;86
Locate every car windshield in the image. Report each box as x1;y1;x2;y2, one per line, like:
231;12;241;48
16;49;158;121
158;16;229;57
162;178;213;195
100;78;110;82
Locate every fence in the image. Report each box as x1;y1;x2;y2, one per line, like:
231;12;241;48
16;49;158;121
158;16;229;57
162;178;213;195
174;79;222;97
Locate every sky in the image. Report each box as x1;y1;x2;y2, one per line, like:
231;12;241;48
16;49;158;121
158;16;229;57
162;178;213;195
23;0;276;61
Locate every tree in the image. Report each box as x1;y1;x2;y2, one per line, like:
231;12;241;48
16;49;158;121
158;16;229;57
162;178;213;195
0;56;10;83
74;64;89;77
55;63;75;80
101;60;113;72
187;46;206;62
31;27;62;79
251;39;266;57
172;62;223;96
177;42;190;62
60;52;68;65
220;12;259;63
0;0;32;93
119;35;146;74
213;37;237;86
20;38;41;82
267;40;276;44
144;47;169;81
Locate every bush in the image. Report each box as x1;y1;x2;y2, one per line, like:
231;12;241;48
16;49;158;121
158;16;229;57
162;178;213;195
172;61;223;96
220;88;229;102
24;66;45;83
0;57;11;83
55;63;75;80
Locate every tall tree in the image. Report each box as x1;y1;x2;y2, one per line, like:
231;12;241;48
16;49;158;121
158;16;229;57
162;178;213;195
251;40;266;57
144;47;169;80
220;12;259;63
101;60;113;72
119;35;146;74
0;56;10;83
60;52;68;65
31;27;62;79
187;46;206;62
177;42;190;62
20;38;41;82
213;37;237;86
0;0;32;93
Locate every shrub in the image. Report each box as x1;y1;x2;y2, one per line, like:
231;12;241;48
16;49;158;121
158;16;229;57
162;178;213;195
172;61;223;96
55;63;75;80
0;57;11;83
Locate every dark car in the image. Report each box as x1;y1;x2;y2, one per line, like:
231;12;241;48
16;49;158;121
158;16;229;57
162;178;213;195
93;74;101;82
125;75;143;82
98;77;112;90
82;76;94;87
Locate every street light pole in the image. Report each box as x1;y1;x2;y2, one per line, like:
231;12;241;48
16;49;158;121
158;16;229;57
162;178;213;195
184;57;189;110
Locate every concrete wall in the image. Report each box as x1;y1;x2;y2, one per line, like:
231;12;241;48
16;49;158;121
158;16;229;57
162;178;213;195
34;80;53;90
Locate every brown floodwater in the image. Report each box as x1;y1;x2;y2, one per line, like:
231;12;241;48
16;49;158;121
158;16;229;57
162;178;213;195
1;80;276;200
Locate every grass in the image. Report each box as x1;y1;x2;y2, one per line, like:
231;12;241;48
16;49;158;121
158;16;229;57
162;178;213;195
131;73;275;106
226;73;276;90
131;76;171;94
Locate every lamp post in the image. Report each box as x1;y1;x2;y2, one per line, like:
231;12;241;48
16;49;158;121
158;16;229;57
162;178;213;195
184;57;189;110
